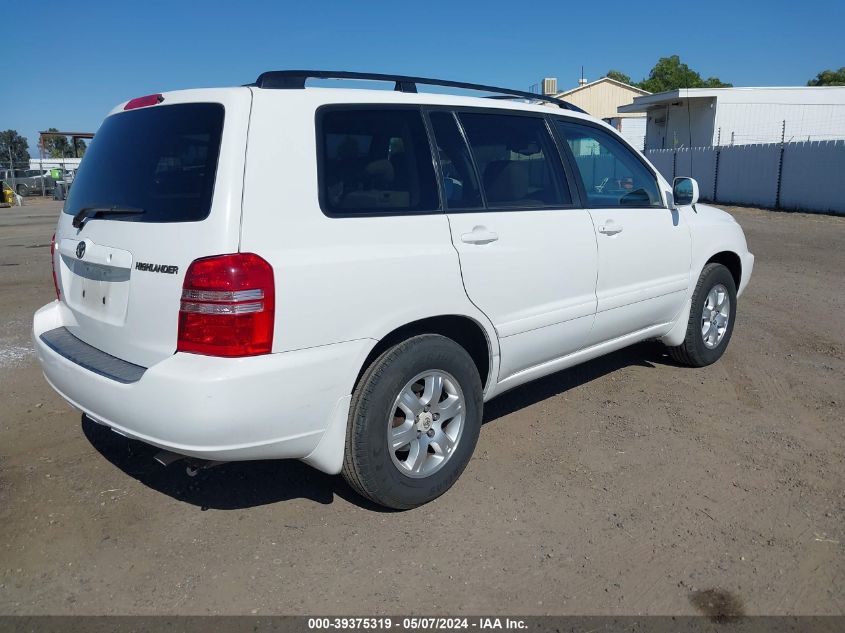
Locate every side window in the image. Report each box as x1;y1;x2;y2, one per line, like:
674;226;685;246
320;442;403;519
319;108;439;214
428;111;483;209
458;113;571;209
555;120;663;208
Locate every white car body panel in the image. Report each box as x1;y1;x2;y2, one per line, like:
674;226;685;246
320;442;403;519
33;300;371;464
240;90;500;359
447;208;598;380
660;203;754;347
584;205;691;346
33;83;754;474
55;88;252;367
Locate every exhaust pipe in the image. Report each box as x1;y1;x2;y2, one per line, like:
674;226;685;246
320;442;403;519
153;450;227;476
154;450;185;467
185;460;227;477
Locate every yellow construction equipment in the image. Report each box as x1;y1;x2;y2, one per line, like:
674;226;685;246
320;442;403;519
1;181;15;207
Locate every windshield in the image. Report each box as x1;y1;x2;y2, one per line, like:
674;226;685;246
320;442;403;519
64;103;225;223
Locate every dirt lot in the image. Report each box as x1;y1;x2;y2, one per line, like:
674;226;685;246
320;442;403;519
0;200;842;616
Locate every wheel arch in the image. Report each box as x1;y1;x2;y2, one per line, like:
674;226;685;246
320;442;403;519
354;315;495;395
304;314;496;477
662;250;743;348
705;250;742;290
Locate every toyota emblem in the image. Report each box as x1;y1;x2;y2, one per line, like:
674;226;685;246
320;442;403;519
76;242;86;259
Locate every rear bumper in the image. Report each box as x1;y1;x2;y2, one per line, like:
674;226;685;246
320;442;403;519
33;301;370;469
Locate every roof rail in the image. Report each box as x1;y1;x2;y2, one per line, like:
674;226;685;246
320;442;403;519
252;70;587;112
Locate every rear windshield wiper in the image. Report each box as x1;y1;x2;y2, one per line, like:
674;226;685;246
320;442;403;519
72;205;146;229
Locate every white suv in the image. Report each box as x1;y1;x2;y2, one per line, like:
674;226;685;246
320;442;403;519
34;71;754;509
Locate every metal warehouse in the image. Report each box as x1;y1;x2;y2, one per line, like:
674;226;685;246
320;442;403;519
619;86;845;149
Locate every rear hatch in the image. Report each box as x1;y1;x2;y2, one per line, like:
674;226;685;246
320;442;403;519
54;88;252;367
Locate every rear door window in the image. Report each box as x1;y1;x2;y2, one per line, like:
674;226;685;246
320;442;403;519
64;103;225;223
458;112;570;209
319;108;439;215
555;120;663;208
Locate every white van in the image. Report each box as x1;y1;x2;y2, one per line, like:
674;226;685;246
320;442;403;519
33;71;754;509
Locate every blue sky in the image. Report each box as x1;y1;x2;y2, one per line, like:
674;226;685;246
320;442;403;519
3;0;843;154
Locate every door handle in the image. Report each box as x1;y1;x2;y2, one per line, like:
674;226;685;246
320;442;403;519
598;222;623;235
461;226;499;245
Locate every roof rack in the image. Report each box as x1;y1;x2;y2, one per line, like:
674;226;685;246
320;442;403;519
252;70;587;112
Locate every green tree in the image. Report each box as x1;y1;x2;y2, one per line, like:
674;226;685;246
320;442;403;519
40;127;71;158
0;130;31;166
605;69;634;85
40;130;87;158
638;55;732;93
807;67;845;86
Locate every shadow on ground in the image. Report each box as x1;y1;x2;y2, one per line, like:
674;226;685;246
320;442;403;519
84;341;674;511
482;340;671;424
82;419;371;511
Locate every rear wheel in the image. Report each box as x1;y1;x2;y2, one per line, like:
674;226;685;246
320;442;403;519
16;184;28;197
342;334;483;509
668;263;737;367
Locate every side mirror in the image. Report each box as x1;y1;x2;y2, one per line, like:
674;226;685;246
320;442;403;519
672;177;699;207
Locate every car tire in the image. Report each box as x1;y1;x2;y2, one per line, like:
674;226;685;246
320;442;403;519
668;263;738;367
16;184;28;197
342;334;483;510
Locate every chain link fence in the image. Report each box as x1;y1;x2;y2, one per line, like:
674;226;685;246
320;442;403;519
0;157;82;203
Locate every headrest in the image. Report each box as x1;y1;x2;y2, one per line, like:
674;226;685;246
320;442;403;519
335;136;362;160
365;159;395;186
483;161;529;203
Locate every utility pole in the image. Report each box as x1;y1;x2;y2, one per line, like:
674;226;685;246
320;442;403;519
8;146;17;198
39;136;45;197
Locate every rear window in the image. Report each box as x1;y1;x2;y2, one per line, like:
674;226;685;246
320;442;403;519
64;103;224;223
318;108;439;215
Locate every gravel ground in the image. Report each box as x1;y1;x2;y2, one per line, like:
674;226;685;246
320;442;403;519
0;200;842;616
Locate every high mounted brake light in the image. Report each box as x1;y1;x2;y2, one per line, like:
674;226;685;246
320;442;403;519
177;253;275;357
124;94;164;110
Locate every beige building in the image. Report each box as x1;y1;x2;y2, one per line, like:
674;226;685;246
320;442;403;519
550;77;651;149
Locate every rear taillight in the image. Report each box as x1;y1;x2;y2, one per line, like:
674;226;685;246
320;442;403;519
177;253;275;357
50;233;60;300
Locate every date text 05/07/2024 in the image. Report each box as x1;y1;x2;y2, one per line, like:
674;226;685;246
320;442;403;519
307;617;528;630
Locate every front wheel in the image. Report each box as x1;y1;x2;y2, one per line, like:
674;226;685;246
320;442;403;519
342;334;483;509
668;263;738;367
16;184;28;197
